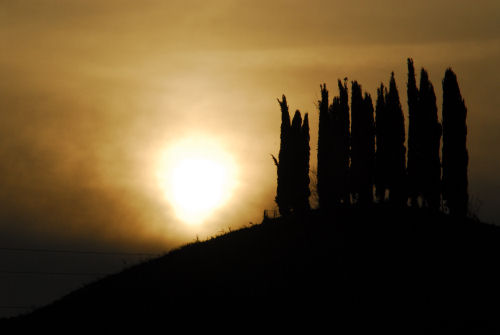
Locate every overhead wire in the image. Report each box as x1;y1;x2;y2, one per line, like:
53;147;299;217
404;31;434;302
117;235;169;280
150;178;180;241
0;247;160;257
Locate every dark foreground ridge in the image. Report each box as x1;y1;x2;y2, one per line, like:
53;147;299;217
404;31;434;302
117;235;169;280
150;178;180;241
3;207;500;332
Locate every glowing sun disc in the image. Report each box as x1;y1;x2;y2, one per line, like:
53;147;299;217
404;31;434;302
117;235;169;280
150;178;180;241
157;137;237;224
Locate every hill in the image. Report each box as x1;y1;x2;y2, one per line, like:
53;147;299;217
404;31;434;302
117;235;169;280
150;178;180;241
3;206;500;332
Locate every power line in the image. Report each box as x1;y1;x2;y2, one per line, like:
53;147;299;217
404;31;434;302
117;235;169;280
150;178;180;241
0;270;110;277
0;306;34;310
0;247;160;257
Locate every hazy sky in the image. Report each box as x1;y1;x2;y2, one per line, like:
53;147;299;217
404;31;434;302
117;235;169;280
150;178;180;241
1;0;499;315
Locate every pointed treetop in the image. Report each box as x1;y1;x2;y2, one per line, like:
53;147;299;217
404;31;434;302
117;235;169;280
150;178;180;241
407;58;418;94
292;110;302;130
338;79;348;96
444;68;457;82
390;72;397;89
443;68;462;97
319;84;329;113
377;83;386;102
278;94;291;127
443;68;467;114
351;81;362;98
443;68;467;124
420;68;430;89
320;83;328;100
407;58;415;71
388;72;402;108
278;94;288;109
364;92;373;105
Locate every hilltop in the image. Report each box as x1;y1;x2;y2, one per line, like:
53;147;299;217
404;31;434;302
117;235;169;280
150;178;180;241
3;206;500;332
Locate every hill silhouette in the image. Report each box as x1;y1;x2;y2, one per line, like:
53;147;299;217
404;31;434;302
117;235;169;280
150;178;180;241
3;207;500;332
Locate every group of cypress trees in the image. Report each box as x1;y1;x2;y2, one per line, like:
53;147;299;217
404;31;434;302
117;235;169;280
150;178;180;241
274;59;469;217
349;81;376;206
317;81;350;209
316;73;408;210
407;59;443;210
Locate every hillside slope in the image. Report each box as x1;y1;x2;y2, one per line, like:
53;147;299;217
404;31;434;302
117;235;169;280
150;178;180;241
4;207;500;331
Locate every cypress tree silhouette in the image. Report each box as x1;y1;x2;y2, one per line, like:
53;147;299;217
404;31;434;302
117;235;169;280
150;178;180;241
330;79;350;205
274;99;311;216
386;73;407;206
298;113;311;212
407;58;421;206
364;92;376;203
407;60;443;210
290;110;303;212
419;69;442;210
350;81;375;205
273;95;292;216
317;80;349;209
375;83;388;202
317;84;332;210
350;81;363;203
442;69;468;216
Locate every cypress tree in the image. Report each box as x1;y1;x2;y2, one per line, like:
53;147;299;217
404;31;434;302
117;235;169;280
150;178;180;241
317;80;350;208
273;95;292;216
363;92;376;204
334;79;350;205
290;110;303;212
299;113;311;212
386;73;407;206
330;96;343;204
375;84;388;202
350;81;363;203
274;100;311;215
407;58;421;206
317;84;332;209
350;81;374;205
442;69;468;216
419;69;442;210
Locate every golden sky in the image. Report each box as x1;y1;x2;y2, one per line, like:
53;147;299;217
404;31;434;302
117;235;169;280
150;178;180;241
1;0;499;254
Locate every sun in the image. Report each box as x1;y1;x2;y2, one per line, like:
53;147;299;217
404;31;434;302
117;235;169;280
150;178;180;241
157;137;237;224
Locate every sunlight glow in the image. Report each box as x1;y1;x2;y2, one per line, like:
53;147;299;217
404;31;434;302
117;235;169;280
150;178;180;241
157;137;237;225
